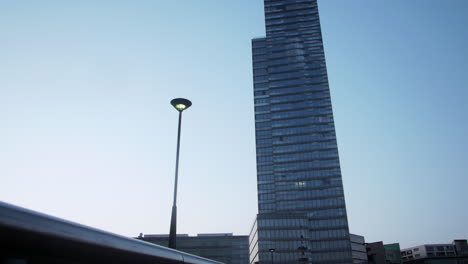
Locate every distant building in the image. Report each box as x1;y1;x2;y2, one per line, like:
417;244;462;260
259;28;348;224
454;240;468;256
384;244;402;264
366;242;387;264
401;243;456;260
366;241;401;264
350;233;368;264
401;239;468;264
138;233;249;264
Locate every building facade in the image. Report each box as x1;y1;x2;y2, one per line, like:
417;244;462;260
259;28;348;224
401;240;468;264
384;243;403;264
250;0;352;263
366;242;402;264
401;244;457;261
139;233;249;264
350;234;368;264
366;242;387;264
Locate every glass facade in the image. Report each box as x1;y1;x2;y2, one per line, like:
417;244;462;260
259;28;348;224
140;234;249;264
251;0;352;263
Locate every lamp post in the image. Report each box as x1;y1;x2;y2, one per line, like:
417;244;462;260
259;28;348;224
269;248;275;264
168;98;192;249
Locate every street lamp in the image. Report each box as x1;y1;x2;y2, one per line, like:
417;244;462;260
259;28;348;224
269;248;275;264
168;98;192;249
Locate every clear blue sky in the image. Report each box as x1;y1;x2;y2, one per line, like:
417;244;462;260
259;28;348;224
0;0;466;248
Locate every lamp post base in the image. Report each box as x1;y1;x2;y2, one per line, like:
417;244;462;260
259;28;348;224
168;205;177;249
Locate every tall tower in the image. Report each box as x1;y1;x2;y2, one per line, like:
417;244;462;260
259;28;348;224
249;1;353;264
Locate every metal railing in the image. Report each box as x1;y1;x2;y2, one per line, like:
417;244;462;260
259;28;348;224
0;201;223;264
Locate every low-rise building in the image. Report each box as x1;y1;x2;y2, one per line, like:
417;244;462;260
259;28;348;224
366;241;401;264
384;243;402;264
138;233;249;264
401;239;468;264
350;233;368;264
401;244;456;260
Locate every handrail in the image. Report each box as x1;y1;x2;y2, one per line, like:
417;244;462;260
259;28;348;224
0;201;223;264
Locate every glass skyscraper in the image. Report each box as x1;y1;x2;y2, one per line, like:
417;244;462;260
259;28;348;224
249;1;353;264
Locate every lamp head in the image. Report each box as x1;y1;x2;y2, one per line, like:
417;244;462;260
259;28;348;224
269;248;276;252
171;98;192;112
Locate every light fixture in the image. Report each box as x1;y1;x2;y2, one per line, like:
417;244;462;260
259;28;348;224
171;98;192;112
